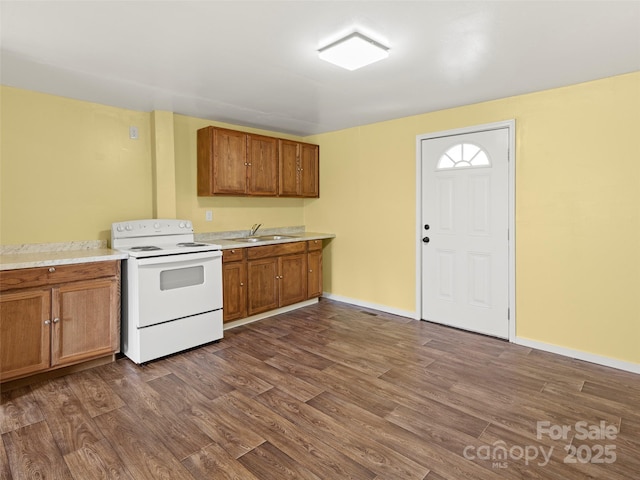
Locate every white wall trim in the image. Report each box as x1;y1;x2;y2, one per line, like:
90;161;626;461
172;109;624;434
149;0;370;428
515;336;640;375
322;293;418;320
415;119;517;341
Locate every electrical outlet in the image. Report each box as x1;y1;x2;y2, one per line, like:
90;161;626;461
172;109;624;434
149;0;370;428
205;210;213;221
129;126;139;140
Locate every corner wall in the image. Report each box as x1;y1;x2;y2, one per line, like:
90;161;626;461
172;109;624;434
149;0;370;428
304;72;640;365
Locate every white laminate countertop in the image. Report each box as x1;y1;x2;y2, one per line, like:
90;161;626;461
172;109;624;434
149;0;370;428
212;232;335;250
0;230;335;270
0;249;128;271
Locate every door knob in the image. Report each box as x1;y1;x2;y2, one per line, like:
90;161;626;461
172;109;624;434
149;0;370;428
422;237;430;243
424;224;430;230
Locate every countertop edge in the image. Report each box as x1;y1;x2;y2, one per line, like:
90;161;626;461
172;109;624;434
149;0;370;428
216;232;335;250
0;250;128;271
0;231;336;269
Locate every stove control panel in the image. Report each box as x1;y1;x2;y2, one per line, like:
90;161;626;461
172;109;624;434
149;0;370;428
112;219;193;239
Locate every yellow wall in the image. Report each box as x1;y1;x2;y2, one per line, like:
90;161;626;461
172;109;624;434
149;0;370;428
0;86;153;243
0;87;307;244
304;72;640;365
2;73;638;365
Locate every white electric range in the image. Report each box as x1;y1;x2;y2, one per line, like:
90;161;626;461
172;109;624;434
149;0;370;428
111;219;223;363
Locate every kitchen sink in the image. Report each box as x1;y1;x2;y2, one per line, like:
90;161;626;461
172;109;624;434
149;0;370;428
229;235;297;243
257;235;296;240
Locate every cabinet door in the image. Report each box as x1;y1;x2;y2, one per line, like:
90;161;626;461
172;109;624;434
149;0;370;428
278;139;300;196
247;257;279;316
51;278;119;368
279;254;307;307
307;250;323;299
0;289;51;381
213;128;247;195
300;143;319;197
223;261;247;322
247;134;278;196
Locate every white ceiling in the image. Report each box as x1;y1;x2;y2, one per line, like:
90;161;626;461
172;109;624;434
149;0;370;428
2;1;639;136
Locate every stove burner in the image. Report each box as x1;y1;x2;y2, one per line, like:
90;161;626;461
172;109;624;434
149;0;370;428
177;242;208;247
130;246;162;251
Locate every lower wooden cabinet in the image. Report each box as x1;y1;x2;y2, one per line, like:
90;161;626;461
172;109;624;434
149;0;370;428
53;278;119;368
0;288;51;381
278;253;308;307
246;257;279;315
247;253;307;316
0;261;120;383
222;248;247;322
222;240;324;322
307;251;323;299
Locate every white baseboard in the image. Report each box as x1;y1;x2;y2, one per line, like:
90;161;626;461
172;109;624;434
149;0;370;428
514;336;640;375
321;292;419;320
223;298;318;331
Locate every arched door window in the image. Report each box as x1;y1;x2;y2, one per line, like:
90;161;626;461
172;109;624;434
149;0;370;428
436;143;491;170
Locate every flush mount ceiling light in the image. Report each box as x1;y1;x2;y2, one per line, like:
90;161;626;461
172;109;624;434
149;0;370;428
318;32;389;71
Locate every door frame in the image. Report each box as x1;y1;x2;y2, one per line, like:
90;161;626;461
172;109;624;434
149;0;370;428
415;120;516;341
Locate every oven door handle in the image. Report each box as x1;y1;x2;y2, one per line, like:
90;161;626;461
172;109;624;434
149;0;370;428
135;250;222;266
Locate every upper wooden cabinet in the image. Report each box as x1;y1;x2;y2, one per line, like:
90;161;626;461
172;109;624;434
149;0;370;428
279;140;319;198
197;126;318;198
198;127;278;196
247;134;279;195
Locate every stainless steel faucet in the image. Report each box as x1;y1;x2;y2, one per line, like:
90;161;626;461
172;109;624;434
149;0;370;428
249;223;262;236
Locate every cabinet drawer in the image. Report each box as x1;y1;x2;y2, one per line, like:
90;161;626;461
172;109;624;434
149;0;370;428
247;241;307;260
307;239;322;251
223;248;245;263
0;261;119;292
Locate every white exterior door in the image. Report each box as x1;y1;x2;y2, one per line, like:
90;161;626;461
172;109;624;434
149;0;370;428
421;128;510;338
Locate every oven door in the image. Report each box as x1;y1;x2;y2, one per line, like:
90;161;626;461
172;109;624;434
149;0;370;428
134;251;222;328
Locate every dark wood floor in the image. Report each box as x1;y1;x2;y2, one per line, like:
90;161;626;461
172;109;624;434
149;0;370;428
2;299;639;479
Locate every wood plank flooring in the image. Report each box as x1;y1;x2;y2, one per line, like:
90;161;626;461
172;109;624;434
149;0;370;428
2;299;639;479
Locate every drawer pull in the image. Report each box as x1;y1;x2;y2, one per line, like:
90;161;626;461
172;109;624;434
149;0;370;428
53;317;60;323
44;320;51;325
48;267;56;273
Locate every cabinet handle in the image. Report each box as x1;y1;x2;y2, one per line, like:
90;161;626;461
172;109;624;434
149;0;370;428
53;317;60;323
240;282;244;286
309;269;313;273
44;320;51;325
247;163;252;166
48;267;56;273
231;249;235;253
